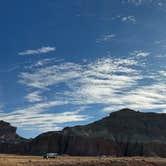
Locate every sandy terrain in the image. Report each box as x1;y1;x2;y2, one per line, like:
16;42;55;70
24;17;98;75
0;154;166;166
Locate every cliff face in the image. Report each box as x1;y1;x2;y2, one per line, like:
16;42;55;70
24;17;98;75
0;120;28;154
1;109;166;157
29;132;118;156
0;120;25;143
62;108;166;143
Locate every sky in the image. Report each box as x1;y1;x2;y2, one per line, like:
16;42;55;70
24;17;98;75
0;0;166;138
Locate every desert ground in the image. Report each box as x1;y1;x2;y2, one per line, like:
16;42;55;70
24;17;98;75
1;154;166;166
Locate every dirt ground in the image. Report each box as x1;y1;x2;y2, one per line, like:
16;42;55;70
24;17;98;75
0;154;166;166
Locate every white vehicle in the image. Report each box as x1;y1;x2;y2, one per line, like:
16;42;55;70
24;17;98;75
43;153;58;159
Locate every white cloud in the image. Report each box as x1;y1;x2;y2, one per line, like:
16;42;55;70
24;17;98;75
121;16;136;24
0;101;88;132
19;62;82;89
158;71;166;77
5;52;165;133
19;56;142;107
18;46;56;55
25;91;43;103
131;50;150;57
22;56;165;112
112;15;136;24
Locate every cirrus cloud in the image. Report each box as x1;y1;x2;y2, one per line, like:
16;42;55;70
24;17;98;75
18;46;56;56
2;51;165;134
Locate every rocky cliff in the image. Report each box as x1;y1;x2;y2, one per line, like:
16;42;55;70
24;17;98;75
29;132;117;156
1;109;166;156
62;108;166;143
0;120;25;143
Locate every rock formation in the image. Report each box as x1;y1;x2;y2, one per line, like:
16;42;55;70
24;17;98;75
0;120;24;143
1;108;166;156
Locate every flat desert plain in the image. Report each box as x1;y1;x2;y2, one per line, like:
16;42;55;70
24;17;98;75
1;155;166;166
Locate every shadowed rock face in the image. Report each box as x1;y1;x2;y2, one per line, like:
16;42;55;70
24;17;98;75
0;121;24;143
62;108;166;143
29;133;118;156
1;109;166;156
0;121;28;154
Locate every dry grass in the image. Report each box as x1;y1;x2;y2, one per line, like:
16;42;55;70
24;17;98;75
0;154;166;166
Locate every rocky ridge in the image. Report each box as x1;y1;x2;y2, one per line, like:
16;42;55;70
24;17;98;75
1;109;166;157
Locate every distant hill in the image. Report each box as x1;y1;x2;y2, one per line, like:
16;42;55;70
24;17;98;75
1;108;166;156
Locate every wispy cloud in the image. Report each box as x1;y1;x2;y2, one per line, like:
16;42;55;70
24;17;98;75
25;91;43;103
121;16;136;24
96;33;116;43
103;82;166;112
158;70;166;77
3;51;165;133
0;101;88;132
112;15;136;24
19;62;82;89
18;46;56;55
18;54;166;113
131;50;150;57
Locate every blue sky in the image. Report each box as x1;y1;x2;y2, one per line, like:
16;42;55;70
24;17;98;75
0;0;166;138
